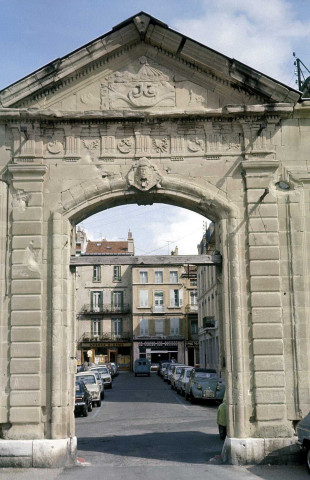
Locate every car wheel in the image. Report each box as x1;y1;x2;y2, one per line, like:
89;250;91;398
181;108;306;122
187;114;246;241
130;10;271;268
101;391;105;400
88;401;92;412
135;373;137;377
306;445;310;474
92;401;97;408
219;425;227;440
190;394;196;404
82;405;88;417
97;399;101;407
148;373;150;377
185;392;189;401
109;383;112;389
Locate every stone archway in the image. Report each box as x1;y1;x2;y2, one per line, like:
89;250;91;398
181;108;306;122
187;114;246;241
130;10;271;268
0;12;309;467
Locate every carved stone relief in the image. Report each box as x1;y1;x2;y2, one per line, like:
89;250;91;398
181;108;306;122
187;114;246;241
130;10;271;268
127;157;162;191
11;189;31;211
101;56;175;110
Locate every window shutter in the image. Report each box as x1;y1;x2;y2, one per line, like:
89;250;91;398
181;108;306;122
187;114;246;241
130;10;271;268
170;290;174;307
91;292;93;311
99;292;103;310
179;289;183;306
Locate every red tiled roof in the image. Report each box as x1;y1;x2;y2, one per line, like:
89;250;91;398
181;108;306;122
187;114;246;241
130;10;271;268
85;240;130;255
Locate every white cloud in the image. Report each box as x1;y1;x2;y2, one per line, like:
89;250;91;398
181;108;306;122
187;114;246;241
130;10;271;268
173;0;310;83
148;209;208;255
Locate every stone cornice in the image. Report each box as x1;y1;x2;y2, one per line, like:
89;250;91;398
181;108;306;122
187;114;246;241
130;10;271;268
0;104;294;123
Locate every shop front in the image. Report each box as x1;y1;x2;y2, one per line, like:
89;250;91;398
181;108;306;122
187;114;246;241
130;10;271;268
80;341;132;370
133;339;185;367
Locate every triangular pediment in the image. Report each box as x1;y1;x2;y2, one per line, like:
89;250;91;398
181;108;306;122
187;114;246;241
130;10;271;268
0;12;300;110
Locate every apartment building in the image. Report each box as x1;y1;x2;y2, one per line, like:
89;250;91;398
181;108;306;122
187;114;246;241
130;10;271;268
132;256;198;366
76;231;134;369
197;223;220;371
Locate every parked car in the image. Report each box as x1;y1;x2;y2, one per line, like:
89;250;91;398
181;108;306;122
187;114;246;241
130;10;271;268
185;368;217;402
170;364;187;390
76;371;102;407
134;358;151;376
157;360;172;376
89;369;104;399
194;374;225;403
164;363;180;383
159;362;171;379
105;362;118;378
74;380;92;417
175;367;194;395
217;393;227;439
91;366;112;390
297;411;310;473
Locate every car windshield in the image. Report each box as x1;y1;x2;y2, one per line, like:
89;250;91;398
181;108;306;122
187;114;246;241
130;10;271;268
195;372;218;379
186;370;192;377
176;367;183;374
77;375;95;384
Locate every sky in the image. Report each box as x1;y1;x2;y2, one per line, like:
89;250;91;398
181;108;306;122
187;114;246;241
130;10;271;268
1;0;310;254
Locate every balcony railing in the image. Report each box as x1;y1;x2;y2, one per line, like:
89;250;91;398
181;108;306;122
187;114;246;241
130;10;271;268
151;305;165;313
79;331;132;342
80;303;131;315
185;304;198;313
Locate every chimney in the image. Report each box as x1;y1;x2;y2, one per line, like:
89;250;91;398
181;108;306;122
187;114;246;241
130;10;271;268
127;229;135;255
171;246;179;256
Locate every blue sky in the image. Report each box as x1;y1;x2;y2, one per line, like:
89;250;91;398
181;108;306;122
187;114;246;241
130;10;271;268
1;0;310;254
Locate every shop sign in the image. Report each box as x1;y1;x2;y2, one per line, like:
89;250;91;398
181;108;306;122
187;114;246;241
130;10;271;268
137;340;179;347
84;342;131;348
186;341;199;347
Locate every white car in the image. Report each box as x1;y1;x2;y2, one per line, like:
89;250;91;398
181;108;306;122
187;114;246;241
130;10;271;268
76;372;101;407
175;367;194;396
170;365;187;390
91;366;112;389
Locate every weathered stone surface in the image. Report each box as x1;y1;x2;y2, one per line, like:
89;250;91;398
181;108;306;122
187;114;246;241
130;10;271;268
0;10;308;469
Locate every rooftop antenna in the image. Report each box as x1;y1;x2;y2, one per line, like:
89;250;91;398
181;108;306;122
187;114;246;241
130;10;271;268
293;52;310;90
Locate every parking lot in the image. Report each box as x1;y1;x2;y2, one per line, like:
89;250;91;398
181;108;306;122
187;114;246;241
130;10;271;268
1;371;307;479
75;370;223;465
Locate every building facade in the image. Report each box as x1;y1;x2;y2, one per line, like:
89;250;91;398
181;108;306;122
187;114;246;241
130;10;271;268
76;231;134;369
132;259;198;366
197;223;221;371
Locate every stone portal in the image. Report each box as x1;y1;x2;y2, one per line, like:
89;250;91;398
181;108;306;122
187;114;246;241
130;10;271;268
0;12;308;467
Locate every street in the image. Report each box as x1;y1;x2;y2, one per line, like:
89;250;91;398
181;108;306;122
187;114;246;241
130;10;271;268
0;372;307;479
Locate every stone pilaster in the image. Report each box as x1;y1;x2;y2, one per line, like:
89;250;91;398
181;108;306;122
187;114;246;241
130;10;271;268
242;160;292;436
7;164;47;440
0;180;9;424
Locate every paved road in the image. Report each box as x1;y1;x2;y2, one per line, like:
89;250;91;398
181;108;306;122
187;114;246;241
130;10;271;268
0;372;307;479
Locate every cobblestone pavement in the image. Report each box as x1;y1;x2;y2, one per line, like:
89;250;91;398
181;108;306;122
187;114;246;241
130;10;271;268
0;372;307;479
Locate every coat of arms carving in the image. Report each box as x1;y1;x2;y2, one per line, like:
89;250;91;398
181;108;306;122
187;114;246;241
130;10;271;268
127;157;162;191
101;57;175;110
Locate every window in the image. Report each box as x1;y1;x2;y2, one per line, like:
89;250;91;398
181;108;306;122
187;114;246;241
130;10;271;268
154;291;164;312
93;266;101;282
113;266;121;281
139;318;149;336
190;279;197;287
91;291;102;312
170;289;183;307
112;291;123;311
92;318;101;337
170;271;178;284
155;319;164;335
112;318;122;337
190;291;197;305
191;320;198;334
170;317;179;335
140;271;148;283
155;270;163;284
139;290;149;307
